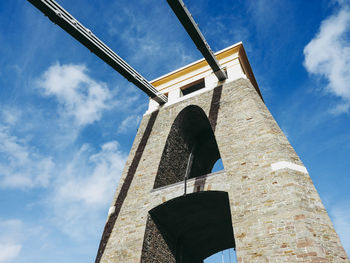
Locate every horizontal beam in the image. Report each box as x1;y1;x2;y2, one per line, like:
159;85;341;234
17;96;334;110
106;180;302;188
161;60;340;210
27;0;167;104
167;0;227;81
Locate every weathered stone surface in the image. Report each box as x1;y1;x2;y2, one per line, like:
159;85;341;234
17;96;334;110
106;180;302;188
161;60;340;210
97;78;349;262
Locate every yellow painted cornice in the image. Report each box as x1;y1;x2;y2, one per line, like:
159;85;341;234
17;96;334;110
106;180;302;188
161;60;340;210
150;42;262;100
151;42;241;87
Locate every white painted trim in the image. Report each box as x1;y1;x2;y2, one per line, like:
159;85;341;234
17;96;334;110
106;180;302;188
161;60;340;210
271;161;308;174
108;206;115;216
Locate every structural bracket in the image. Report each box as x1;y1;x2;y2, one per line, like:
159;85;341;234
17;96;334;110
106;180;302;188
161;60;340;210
167;0;227;81
27;0;167;104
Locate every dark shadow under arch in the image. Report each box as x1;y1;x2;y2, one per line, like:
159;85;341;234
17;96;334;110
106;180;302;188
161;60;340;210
141;191;235;262
153;105;221;189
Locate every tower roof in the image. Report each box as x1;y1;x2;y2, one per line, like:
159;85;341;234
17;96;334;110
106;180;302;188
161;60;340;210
151;42;261;99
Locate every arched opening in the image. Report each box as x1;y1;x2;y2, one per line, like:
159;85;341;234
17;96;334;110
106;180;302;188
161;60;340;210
153;105;221;189
141;191;235;262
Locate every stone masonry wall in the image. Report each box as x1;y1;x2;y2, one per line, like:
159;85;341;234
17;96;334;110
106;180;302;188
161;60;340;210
97;78;349;263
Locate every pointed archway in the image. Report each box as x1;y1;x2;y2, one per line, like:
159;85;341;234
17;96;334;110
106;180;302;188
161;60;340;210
153;105;222;189
141;191;235;262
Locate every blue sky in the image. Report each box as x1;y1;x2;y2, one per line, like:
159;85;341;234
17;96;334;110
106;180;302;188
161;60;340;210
0;0;349;262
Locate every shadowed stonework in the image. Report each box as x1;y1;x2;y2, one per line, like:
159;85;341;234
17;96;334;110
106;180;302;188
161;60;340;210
153;105;221;189
208;85;222;132
141;215;176;263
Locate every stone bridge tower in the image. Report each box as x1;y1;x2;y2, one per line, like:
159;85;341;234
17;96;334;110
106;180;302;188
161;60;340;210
95;42;349;262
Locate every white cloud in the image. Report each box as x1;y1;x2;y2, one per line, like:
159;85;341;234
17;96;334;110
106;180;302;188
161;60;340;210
247;0;281;30
54;141;126;205
204;15;251;50
0;219;23;263
1;108;21;125
0;244;21;263
48;141;126;240
0;126;54;189
117;114;141;134
330;201;350;255
304;3;350;113
37;63;112;126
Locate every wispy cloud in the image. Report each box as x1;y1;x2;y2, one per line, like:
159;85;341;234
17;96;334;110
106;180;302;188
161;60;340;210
0;60;130;241
304;2;350;113
48;141;126;240
0;112;128;245
0;125;54;189
0;244;21;263
1;108;21;126
0;219;22;263
108;8;161;56
202;13;251;50
117;114;141;134
107;4;195;74
37;63;112;127
246;0;280;33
